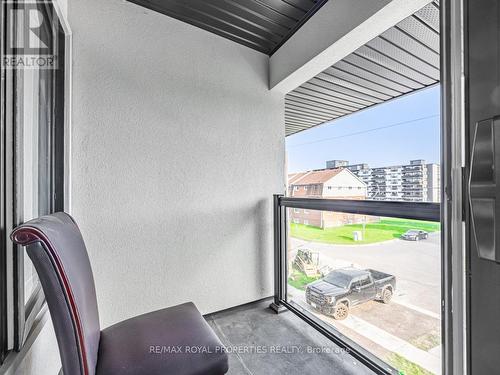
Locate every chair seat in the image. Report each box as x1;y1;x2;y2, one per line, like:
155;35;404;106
96;302;228;375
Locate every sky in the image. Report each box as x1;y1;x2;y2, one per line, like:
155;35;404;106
286;85;441;173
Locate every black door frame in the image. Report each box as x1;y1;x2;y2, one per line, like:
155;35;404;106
463;0;500;373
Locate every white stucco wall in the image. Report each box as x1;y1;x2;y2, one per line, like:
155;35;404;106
67;0;284;327
3;2;284;372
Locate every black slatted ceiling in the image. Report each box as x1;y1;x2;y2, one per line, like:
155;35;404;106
285;1;440;136
127;0;329;55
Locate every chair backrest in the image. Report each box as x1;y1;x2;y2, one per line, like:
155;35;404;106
10;212;100;375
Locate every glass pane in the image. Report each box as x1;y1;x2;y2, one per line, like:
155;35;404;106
18;60;54;303
19;68;41;304
286;208;441;375
23;257;37;304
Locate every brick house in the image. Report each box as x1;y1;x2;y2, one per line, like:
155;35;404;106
288;168;375;228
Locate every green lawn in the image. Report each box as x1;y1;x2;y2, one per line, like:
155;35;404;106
289;218;440;245
387;353;434;375
287;268;320;291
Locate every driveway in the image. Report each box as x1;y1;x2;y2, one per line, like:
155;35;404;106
290;233;441;315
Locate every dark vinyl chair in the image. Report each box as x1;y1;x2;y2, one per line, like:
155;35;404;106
10;212;229;375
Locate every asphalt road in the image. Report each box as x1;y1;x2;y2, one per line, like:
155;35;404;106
290;232;441;315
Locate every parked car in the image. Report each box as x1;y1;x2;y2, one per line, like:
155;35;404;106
305;268;396;320
401;229;429;241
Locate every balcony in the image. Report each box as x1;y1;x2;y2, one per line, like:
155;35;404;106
404;166;424;171
0;0;479;374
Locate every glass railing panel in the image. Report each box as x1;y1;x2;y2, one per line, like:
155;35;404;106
285;207;441;375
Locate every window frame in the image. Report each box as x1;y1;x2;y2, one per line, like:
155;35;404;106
358;276;371;287
1;1;15;361
0;0;71;365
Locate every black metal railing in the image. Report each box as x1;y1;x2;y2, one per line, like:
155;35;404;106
271;194;441;375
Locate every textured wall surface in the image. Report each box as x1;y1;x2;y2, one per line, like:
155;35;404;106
67;0;285;327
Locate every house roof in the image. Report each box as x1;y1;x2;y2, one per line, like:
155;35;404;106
288;172;308;185
290;168;343;185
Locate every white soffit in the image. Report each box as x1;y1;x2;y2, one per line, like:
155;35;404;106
283;0;439;136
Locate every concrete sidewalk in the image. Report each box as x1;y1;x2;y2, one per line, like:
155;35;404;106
335;315;441;374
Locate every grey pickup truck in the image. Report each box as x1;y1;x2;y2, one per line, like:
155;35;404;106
305;268;396;320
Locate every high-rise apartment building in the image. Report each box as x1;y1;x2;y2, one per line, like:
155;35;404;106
325;159;441;202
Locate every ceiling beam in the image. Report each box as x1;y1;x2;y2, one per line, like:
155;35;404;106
269;0;433;94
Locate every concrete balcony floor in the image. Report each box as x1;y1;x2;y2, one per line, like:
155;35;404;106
206;299;373;375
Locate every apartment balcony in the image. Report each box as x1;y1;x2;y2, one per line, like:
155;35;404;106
402;183;423;188
1;0;489;374
404;166;424;171
402;185;425;190
403;174;424;178
371;172;390;177
402;186;424;191
370;180;387;186
403;194;425;198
